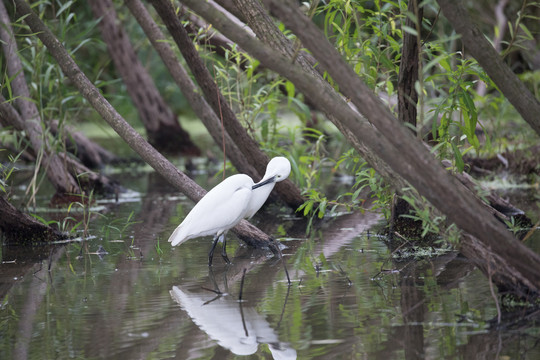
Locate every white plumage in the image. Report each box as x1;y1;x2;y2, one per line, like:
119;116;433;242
168;157;291;266
168;174;253;247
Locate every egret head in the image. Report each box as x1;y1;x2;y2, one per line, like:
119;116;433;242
252;157;291;189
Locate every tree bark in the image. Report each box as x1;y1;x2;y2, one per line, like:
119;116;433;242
12;0;272;248
437;0;540;137
181;0;540;296
398;0;422;132
0;196;68;243
151;0;304;210
88;0;200;155
392;0;423;236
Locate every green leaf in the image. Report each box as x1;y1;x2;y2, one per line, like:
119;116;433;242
451;142;465;172
285;81;295;99
57;1;74;17
518;23;533;40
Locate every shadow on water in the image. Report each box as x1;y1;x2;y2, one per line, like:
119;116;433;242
1;167;540;359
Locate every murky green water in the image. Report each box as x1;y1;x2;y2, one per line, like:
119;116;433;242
1;167;539;359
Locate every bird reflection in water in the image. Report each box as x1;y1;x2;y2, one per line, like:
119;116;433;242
170;273;296;359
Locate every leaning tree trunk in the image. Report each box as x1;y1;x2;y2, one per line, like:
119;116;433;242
181;0;540;297
89;0;200;155
12;0;273;249
124;0;258;179
150;0;304;210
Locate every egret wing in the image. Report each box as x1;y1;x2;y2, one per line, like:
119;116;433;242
169;175;253;246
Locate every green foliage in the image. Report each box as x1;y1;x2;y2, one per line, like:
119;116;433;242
297;149;392;235
0;151;21;195
100;210;138;239
424;49;484;169
13;1;102;124
5;0;540;249
500;1;540;60
318;0;403;91
400;188;443;238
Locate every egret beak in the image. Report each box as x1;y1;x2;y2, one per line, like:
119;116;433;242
252;175;276;190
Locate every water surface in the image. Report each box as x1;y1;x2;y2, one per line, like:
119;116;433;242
1;168;539;359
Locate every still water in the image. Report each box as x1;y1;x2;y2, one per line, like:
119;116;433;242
1;167;539;359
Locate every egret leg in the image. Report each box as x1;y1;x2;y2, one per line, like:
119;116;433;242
221;234;231;265
208;235;220;266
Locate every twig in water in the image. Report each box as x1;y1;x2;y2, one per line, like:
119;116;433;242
276;285;291;330
238;268;249;337
239;268;247;301
272;239;291;285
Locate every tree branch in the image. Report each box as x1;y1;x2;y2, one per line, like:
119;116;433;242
180;0;540;295
152;0;304;209
12;0;272;247
124;0;256;177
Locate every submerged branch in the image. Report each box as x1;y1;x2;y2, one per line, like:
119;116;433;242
0;196;68;243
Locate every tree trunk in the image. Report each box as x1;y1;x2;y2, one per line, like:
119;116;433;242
392;0;423;238
0;196;68;243
181;0;540;296
150;0;304;210
12;0;272;248
437;0;540;137
398;0;422;132
49;120;118;169
89;0;200;155
124;0;256;178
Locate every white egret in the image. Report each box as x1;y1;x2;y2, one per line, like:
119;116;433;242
168;157;291;266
